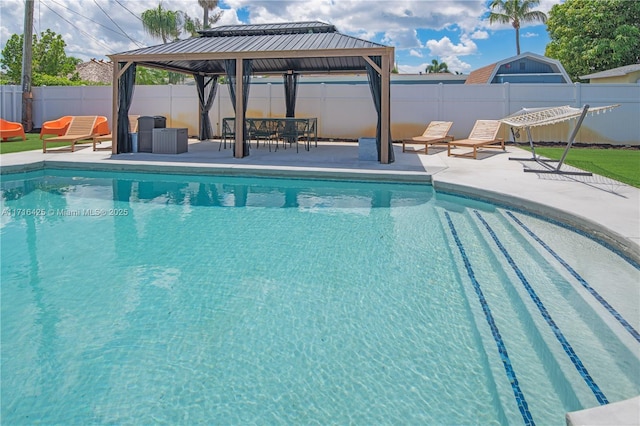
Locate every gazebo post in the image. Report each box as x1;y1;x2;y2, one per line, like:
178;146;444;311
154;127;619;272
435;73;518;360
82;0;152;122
380;52;391;164
110;60;135;154
111;61;119;154
234;58;244;158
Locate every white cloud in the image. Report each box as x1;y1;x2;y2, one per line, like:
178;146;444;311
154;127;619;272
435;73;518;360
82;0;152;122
422;34;478;74
382;29;421;49
522;32;539;38
224;0;488;44
471;30;489;40
397;64;422;74
0;0;547;73
426;36;477;57
439;56;472;74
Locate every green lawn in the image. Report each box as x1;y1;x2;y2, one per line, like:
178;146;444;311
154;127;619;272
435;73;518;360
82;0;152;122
525;146;640;188
0;133;86;154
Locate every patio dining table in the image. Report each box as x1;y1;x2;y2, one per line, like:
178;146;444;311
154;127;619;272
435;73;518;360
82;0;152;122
222;117;318;152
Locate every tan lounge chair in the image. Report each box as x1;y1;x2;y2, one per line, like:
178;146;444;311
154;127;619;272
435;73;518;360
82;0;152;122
447;120;504;159
43;116;98;153
93;115;139;151
402;121;453;154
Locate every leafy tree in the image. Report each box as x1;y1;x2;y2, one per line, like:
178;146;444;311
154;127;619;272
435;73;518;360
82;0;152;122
0;34;24;83
545;0;640;82
426;59;449;73
198;0;222;30
33;29;81;78
136;66;169;85
1;29;82;85
488;0;547;55
33;74;85;86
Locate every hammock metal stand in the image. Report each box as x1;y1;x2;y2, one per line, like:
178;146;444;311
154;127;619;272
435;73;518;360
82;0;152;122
527;104;590;176
501;103;619;176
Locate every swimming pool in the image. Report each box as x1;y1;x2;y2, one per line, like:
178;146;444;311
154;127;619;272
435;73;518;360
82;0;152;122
1;169;638;424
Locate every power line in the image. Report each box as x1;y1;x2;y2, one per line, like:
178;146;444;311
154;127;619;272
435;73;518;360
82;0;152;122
92;0;143;47
39;1;114;53
114;0;143;22
45;0;143;46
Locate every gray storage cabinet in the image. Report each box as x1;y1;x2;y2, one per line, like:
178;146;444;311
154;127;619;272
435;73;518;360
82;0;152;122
137;116;168;153
137;116;155;152
152;128;188;154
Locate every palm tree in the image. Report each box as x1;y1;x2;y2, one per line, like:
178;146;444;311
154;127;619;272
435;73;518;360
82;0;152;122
198;0;222;30
488;0;547;55
141;3;184;83
141;3;182;44
426;59;449;74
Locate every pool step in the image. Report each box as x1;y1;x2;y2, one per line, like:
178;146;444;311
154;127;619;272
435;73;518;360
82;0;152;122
487;209;640;402
443;206;640;420
502;210;640;346
439;208;611;424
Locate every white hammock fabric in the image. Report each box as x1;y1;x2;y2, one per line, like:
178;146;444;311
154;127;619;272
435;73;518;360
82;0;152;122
500;104;620;128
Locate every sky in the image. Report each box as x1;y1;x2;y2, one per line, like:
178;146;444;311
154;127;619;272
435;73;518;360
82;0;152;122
0;0;561;75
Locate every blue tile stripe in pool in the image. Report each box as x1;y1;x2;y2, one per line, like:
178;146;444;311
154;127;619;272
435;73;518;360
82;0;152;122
473;210;609;405
505;211;640;344
444;212;535;426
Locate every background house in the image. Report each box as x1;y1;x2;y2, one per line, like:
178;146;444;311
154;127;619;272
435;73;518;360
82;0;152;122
580;64;640;84
75;59;113;84
465;52;571;84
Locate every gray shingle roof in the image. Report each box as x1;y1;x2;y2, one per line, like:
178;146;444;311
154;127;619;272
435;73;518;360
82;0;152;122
580;64;640;80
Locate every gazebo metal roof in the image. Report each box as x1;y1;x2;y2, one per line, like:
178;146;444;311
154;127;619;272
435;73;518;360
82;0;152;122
108;21;394;163
111;21;390;76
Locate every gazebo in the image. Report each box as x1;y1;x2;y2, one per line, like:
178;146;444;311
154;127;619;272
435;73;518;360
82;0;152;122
107;21;395;163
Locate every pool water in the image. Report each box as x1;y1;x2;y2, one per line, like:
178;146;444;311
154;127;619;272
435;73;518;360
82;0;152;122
1;169;638;425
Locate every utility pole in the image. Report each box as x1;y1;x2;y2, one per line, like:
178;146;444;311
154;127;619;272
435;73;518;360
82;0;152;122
21;0;34;132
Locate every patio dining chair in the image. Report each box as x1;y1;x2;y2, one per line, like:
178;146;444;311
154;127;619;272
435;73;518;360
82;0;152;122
278;119;311;153
248;118;277;150
306;118;318;148
220;118;235;151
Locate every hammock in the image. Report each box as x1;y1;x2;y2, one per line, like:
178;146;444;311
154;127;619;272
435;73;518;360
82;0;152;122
500;104;620;176
500;104;619;128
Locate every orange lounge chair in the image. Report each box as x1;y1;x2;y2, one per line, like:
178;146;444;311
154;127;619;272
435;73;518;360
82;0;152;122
93;115;138;151
93;116;110;136
447;120;504;159
402;121;454;154
40;116;73;139
0;118;26;141
43;116;98;153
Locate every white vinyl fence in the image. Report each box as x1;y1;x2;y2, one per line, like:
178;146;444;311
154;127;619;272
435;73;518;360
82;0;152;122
1;81;639;145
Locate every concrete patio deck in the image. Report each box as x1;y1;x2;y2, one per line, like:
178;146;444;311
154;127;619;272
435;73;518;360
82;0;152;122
1;138;638;263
